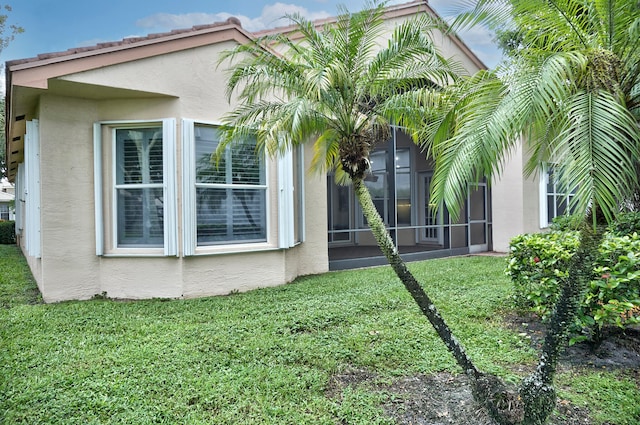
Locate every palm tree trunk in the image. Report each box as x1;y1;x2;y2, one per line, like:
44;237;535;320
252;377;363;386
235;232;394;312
352;178;481;378
354;177;524;425
519;221;604;425
355;176;604;425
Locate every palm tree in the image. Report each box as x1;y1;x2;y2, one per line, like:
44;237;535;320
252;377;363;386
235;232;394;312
421;0;640;423
217;0;489;406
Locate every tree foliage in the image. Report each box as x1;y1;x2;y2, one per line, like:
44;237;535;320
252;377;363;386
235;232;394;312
0;4;22;54
418;1;640;423
0;4;23;178
217;0;493;415
427;0;640;224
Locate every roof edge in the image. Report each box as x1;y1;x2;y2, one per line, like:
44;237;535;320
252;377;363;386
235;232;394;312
7;17;251;72
253;0;486;70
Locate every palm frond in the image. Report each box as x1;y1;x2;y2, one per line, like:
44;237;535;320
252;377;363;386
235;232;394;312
540;90;640;222
310;128;341;174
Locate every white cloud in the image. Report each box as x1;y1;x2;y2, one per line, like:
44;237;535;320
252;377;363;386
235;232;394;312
136;3;331;33
133;1;501;67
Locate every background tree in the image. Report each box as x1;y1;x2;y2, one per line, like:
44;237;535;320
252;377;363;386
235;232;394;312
217;0;498;411
420;0;640;423
0;4;21;54
0;4;23;178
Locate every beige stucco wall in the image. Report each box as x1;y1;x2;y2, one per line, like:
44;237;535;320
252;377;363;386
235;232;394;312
24;40;328;302
491;142;542;252
38;95;102;300
15;5;489;302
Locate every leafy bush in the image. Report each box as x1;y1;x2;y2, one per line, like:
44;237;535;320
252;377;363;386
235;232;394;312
581;234;640;342
0;220;16;244
507;230;640;343
507;231;580;315
549;214;582;231
608;211;640;236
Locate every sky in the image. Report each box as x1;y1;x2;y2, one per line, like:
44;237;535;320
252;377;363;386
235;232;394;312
1;0;502;88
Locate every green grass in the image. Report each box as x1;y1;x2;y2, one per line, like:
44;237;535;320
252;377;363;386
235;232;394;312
1;245;638;424
0;244;41;308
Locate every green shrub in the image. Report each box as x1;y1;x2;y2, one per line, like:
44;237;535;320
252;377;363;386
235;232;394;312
580;234;640;342
506;231;579;315
0;220;16;244
549;214;582;231
608;211;640;236
506;230;640;343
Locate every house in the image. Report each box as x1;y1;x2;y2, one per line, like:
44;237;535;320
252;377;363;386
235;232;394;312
5;1;550;303
0;178;15;221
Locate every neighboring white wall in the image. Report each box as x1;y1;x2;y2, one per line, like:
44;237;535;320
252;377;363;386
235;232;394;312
492;144;525;252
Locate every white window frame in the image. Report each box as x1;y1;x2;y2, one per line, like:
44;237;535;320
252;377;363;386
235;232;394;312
0;204;8;220
539;163;576;228
182;119;273;256
94;119;177;256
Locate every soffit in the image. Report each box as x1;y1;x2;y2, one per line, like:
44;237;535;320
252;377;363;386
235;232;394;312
5;81;176;181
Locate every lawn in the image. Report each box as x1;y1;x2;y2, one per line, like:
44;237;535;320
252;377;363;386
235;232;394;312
1;245;638;424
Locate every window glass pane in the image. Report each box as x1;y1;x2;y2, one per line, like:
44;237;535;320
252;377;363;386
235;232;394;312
117;187;164;246
547;195;555;223
545;164;577;224
194;124;266;246
195;126;225;184
370;150;386;173
547;167;556;193
469;186;486;221
232;141;263;185
116;128;163;185
195;125;263;185
396;173;411;199
396;149;410;169
395;149;411;226
557;197;568;216
327;176;351;242
196;188;266;244
367;149;387;199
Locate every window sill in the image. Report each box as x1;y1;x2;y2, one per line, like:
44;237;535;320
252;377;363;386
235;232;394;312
192;242;279;257
101;247;166;257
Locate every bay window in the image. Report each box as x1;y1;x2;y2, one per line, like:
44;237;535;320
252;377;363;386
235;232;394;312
94;119;177;255
194;124;266;245
182;120;268;255
96;118;298;257
115;127;164;246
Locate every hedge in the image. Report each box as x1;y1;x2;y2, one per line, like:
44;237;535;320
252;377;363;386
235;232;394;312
507;226;640;343
0;220;16;244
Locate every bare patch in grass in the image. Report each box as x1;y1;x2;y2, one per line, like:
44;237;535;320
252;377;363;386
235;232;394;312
327;313;640;425
328;369;594;424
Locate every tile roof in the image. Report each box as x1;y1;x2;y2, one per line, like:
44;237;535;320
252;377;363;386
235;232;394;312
7;17;243;67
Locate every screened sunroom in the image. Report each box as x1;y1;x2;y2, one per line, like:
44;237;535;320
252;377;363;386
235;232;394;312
327;127;492;270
